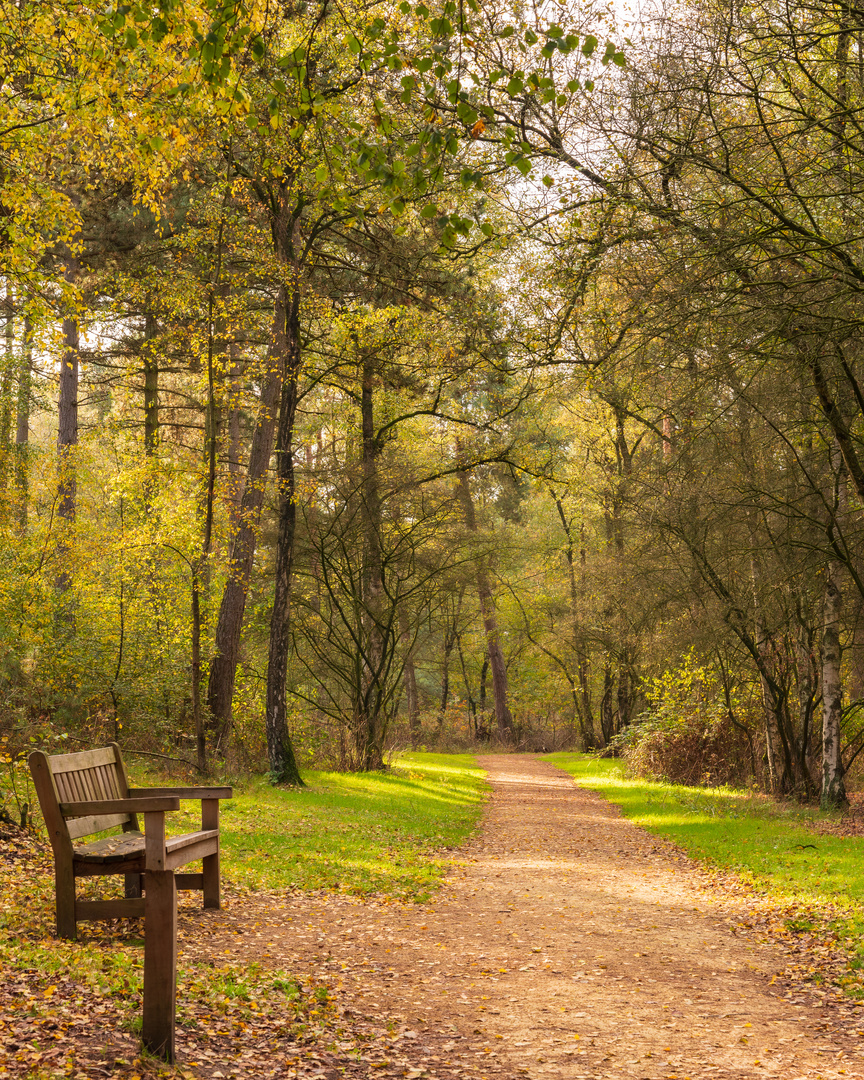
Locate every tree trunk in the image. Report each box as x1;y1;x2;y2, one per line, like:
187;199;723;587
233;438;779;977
822;441;848;808
264;289;304;786
225;339;245;535
733;385;798;794
56;256;79;600
553;494;595;748
753;596;794;795
14;314;31;530
793;611;818;781
456;468;513;735
439;624;454;726
143;311;159;456
821;556;846;807
207;302;285;746
611;405;633;733
478;655;488;715
600;659;615;744
399;607;421;747
356;350;386;770
0;285;12;509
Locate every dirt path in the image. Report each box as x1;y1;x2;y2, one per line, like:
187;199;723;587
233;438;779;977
190;755;864;1080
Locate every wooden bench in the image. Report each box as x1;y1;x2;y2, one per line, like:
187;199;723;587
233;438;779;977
29;742;232;1062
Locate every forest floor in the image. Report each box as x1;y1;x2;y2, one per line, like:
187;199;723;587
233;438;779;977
5;754;864;1079
185;754;864;1080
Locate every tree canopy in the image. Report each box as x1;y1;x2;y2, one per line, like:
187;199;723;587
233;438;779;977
2;0;864;808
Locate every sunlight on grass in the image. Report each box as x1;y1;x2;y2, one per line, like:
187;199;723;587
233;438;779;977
164;753;488;901
546;752;864;991
545;753;864;900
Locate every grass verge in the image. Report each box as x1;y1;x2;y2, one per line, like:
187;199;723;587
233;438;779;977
545;752;864;994
168;751;488;900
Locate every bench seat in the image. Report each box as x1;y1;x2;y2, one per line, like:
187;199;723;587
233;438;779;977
73;832;146;864
72;829;220;866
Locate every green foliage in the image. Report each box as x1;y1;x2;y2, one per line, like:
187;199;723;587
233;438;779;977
0;430;211;745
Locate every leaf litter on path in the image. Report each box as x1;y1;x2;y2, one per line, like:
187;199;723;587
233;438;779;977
3;758;864;1079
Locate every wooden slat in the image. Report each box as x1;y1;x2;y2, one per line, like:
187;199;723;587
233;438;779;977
73;832;145;864
53;772;71;802
60;797;179;816
129;786;233;800
85;768;102;800
49;747;117;773
175;873;204;890
76;897;145;920
100;764;121;799
75;857;145;876
165;836;218;871
163;828;218;853
90;766;109;799
75;769;91;801
67;813;131;840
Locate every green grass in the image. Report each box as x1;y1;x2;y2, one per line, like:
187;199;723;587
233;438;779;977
544;753;863;900
545;752;864;989
164;752;488;902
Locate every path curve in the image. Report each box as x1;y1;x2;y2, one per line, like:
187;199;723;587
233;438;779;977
191;755;864;1079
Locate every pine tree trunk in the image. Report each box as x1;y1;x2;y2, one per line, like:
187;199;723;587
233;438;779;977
264;290;304;786
207;302;285;746
14;314;31;530
456;468;513;735
56;257;79;601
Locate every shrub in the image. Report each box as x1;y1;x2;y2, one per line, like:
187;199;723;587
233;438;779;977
613;652;761;788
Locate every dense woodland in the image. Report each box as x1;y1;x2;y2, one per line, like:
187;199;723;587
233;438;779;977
2;0;864;807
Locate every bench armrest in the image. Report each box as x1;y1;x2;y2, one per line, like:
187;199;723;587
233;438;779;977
128;787;233;800
60;797;180;816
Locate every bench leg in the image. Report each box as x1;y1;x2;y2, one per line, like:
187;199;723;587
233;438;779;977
202;851;220;909
143;870;177;1063
202;799;220;909
56;862;77;941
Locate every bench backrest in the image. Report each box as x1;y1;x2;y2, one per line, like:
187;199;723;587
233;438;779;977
30;742;139;845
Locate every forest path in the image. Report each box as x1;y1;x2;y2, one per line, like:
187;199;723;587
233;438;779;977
192;755;864;1080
